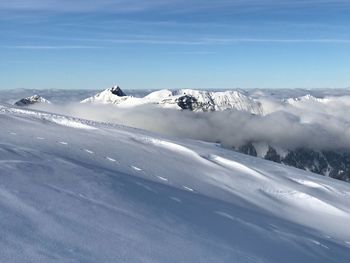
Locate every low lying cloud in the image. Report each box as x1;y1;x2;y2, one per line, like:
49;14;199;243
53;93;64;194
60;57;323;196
32;96;350;152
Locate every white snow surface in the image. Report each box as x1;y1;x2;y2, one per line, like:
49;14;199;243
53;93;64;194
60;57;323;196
0;103;350;262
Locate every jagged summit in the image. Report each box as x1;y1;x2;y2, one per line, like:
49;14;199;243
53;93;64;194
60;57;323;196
109;85;127;97
81;85;128;104
14;95;51;107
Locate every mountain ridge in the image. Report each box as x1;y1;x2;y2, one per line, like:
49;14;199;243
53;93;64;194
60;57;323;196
81;86;264;114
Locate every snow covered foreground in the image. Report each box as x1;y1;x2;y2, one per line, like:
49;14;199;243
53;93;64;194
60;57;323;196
0;104;350;263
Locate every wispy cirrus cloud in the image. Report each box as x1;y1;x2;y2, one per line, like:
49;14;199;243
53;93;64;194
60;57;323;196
5;36;350;48
0;0;173;13
202;38;350;44
1;0;350;13
0;45;101;49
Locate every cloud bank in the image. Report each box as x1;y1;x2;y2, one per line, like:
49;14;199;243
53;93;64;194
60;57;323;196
31;95;350;152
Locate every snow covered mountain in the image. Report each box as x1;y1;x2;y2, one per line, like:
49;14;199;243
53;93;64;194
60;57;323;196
81;86;264;114
14;94;51;106
80;86;127;104
285;94;330;105
1;103;350;262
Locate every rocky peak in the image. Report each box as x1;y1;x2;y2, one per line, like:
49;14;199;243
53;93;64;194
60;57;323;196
108;86;126;97
14;95;51;106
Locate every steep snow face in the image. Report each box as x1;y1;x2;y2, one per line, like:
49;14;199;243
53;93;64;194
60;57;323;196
1;103;350;263
82;87;264;114
14;95;51;106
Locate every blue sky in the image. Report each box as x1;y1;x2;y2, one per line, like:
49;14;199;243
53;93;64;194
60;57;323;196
1;0;350;90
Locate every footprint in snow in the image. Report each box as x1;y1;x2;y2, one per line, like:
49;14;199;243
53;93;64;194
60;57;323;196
182;186;194;192
106;157;117;162
58;141;68;145
84;149;94;154
131;166;142;171
157;176;168;182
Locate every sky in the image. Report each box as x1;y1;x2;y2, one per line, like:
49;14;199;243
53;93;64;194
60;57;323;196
1;0;350;90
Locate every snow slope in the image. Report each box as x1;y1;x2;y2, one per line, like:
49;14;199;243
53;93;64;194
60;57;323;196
0;103;350;262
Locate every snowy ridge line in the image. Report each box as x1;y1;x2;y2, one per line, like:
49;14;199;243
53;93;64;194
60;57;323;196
205;154;267;181
0;104;96;130
0;103;154;133
130;136;218;167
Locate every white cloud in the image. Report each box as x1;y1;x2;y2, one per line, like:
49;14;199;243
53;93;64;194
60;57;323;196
31;94;350;152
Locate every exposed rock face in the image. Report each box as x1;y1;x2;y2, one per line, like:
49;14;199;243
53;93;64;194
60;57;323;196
14;95;51;106
109;86;126;97
176;95;199;110
237;143;350;182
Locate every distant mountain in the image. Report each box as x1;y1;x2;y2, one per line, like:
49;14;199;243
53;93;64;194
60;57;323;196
14;95;51;106
81;86;264;114
284;94;329;105
80;86;127;104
